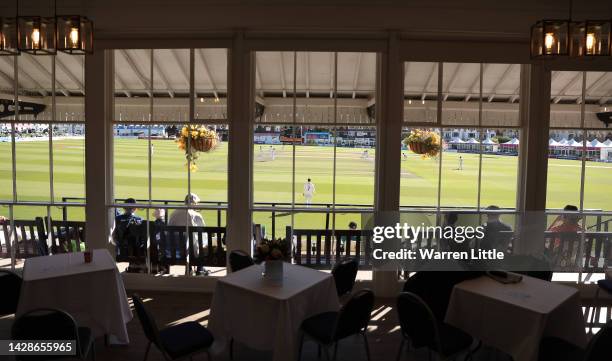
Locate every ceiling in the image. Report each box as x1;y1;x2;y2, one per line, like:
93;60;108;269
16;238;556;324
0;50;611;105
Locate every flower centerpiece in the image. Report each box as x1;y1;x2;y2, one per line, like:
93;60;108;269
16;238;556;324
176;125;218;171
255;238;290;283
403;129;441;158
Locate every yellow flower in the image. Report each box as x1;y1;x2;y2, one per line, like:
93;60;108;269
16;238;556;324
181;127;189;137
191;130;199;138
189;163;198;172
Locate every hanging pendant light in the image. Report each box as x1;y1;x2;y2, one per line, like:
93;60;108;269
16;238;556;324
583;20;611;56
0;0;19;55
531;20;570;57
17;16;56;54
56;15;93;54
17;0;56;55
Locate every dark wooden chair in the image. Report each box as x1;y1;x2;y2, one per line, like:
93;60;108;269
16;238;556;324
188;226;227;269
0;217;47;259
114;221;149;272
287;226;373;268
157;225;189;269
47;218;86;254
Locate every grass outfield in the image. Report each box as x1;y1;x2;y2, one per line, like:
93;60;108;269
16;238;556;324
1;138;611;235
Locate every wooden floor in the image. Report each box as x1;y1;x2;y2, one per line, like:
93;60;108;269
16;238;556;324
93;291;523;361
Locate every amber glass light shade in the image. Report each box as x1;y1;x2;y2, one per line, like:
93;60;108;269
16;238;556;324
57;15;93;54
0;17;19;55
531;20;570;58
18;16;56;54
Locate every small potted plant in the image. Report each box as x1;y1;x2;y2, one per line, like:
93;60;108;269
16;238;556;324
255;238;290;283
403;129;441;158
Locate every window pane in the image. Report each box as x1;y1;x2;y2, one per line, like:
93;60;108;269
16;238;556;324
113;125;149;201
546;129;583;210
400;127;440;208
441;63;480;127
15;123;50;202
253;125;294;205
189;124;228;203
334;126;375;207
195;48;227;121
0;123;13;201
440;127;480;208
56;53;85;121
550;71;583;128
479;128;520;209
52;124;85;202
404;62;438;124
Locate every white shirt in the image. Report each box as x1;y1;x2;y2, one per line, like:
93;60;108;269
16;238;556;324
303;182;315;196
168;209;206;227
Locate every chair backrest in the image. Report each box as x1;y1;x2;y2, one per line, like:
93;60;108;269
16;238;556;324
332;257;358;297
132;294;163;349
585;320;612;361
157;225;189;265
229;250;254;272
334;289;375;340
396;292;442;352
0;270;22;316
12;308;82;360
48;218;86;254
188;226;227;267
114;220;148;263
0;219;47;259
402;271;482;322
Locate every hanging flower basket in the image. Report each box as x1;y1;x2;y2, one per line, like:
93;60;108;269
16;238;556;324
176;125;219;171
403;129;441;158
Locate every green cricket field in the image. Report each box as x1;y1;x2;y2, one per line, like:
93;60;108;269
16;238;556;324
1;138;611;235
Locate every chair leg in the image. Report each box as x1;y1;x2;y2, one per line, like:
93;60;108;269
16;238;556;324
322;345;332;361
206;350;211;361
590;288;601;334
230;338;234;360
318;344;321;359
298;334;305;361
143;342;151;361
396;338;405;361
362;332;371;361
333;342;338;361
90;342;95;361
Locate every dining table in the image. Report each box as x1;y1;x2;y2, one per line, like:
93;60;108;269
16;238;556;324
16;249;133;344
445;274;587;361
208;262;340;361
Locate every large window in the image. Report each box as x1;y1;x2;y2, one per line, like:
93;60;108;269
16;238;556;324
546;71;612;274
1;53;86;269
111;49;228;275
401;62;521;212
252;51;377;272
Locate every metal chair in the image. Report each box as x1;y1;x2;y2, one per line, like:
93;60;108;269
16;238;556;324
396;292;476;361
11;308;95;361
539;320;612;361
0;269;22;316
589;279;612;334
229;250;254;272
331;257;358;298
132;294;214;361
299;289;375;361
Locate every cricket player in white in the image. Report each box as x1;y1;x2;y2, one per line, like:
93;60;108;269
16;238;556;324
303;178;315;206
458;155;464;170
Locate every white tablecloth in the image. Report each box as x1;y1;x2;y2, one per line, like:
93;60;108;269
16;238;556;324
17;249;133;343
445;275;587;361
208;263;340;361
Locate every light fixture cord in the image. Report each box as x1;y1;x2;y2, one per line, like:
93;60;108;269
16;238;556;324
568;0;573;21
